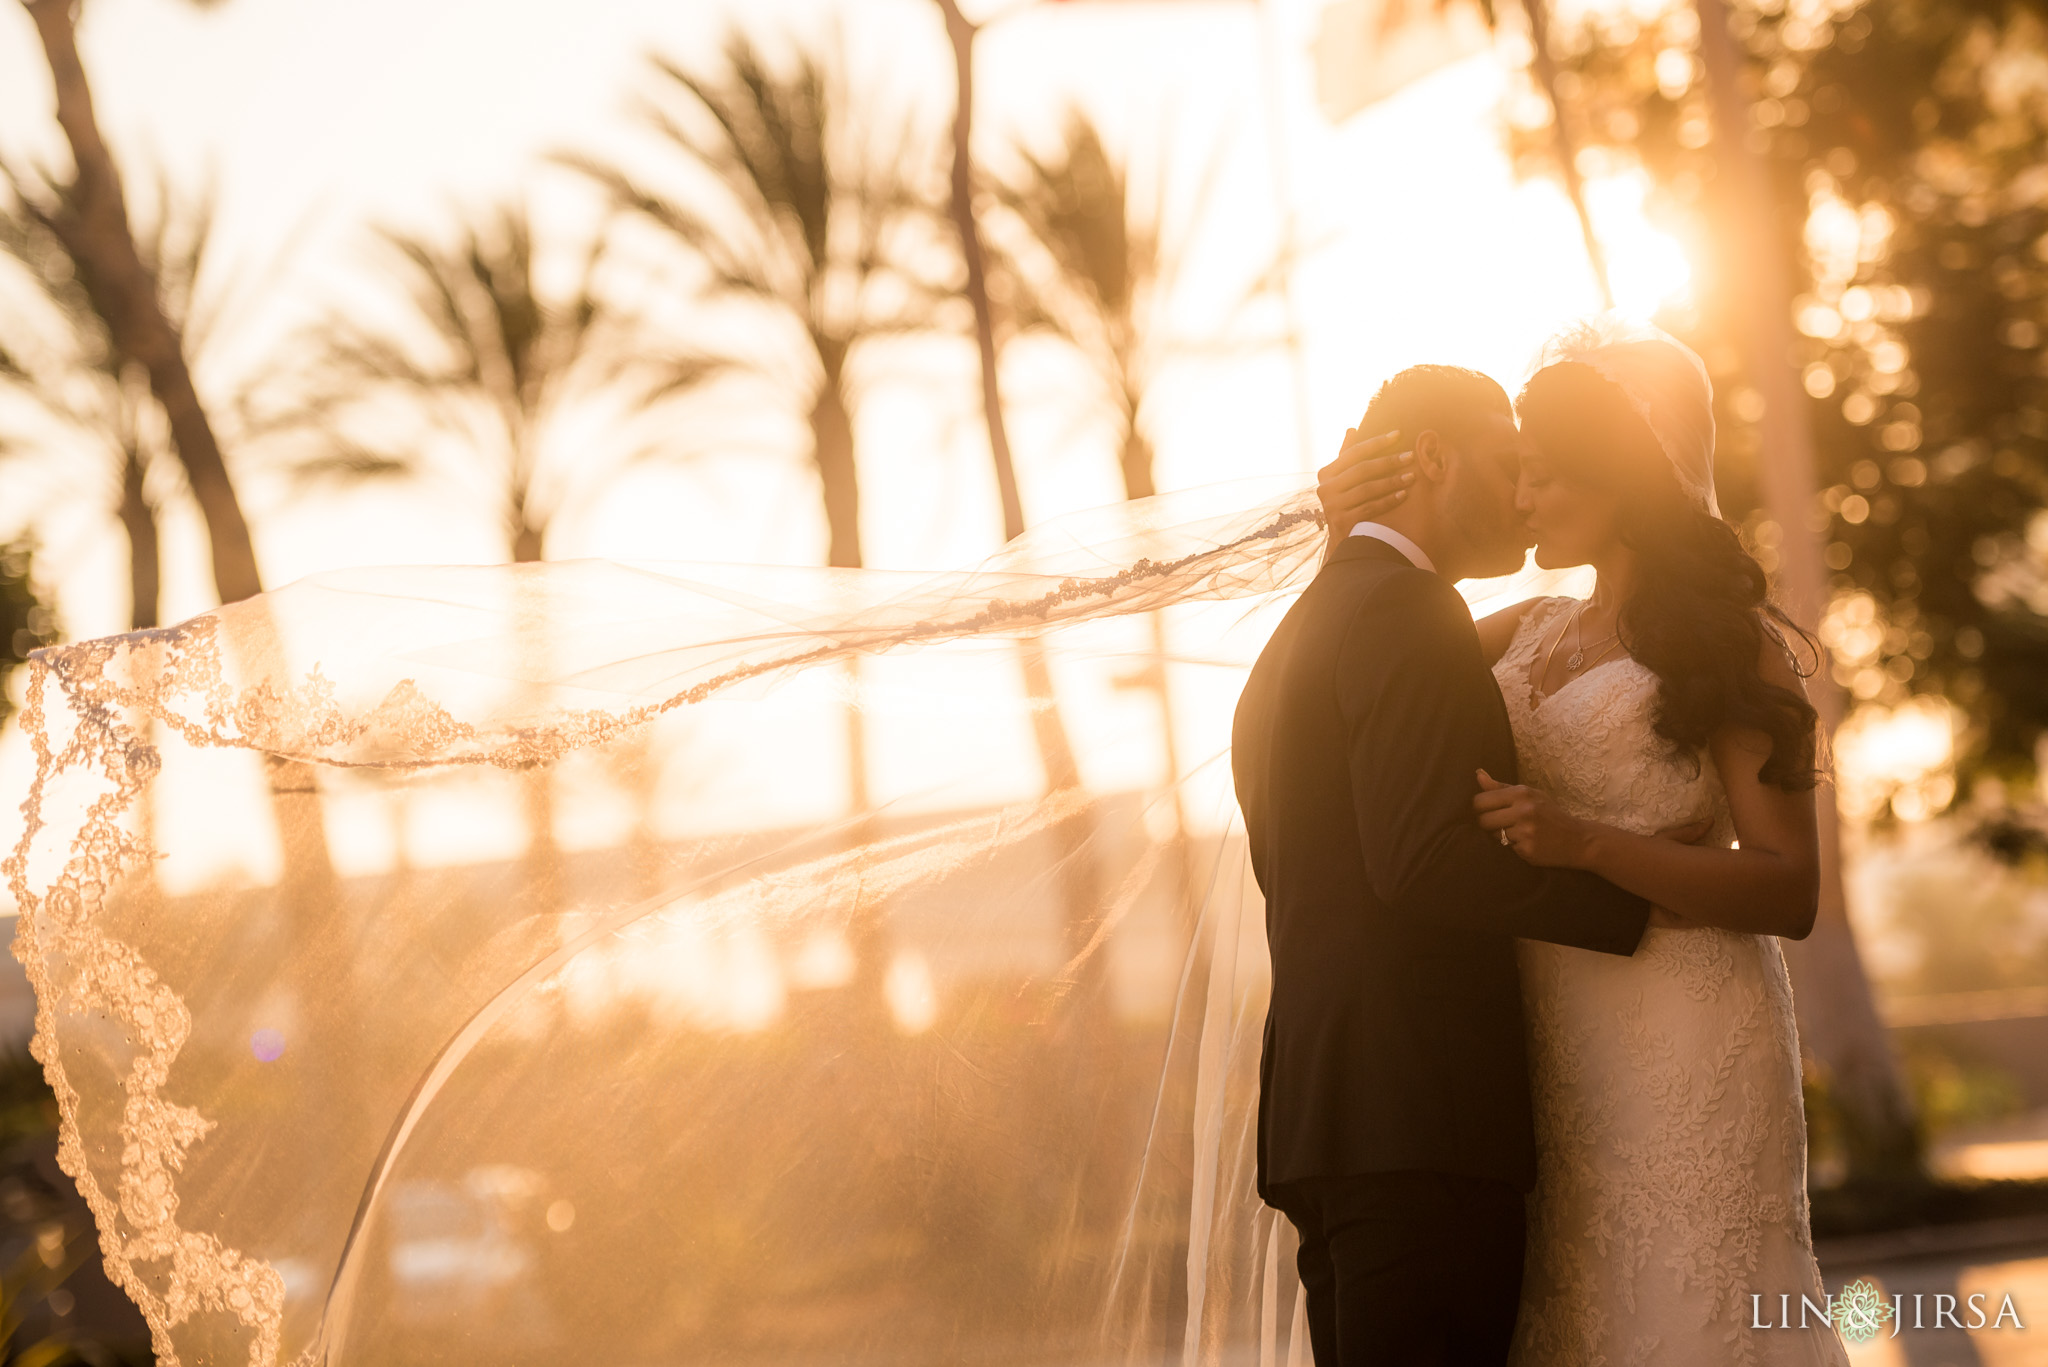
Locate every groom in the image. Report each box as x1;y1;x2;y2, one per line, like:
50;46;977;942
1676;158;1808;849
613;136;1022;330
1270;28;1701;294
1232;365;1652;1366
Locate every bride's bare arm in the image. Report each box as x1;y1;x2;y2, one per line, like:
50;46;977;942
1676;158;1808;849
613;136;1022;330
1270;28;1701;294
1471;643;1820;938
1474;599;1542;665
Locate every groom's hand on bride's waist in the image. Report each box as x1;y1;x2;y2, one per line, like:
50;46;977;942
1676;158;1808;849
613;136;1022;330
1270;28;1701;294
1475;778;1715;876
1472;769;1593;868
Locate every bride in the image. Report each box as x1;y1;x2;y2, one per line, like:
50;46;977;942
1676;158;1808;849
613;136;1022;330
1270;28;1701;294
1316;323;1850;1365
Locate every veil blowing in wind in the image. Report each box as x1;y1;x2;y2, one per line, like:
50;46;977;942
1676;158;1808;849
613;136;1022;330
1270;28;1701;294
10;476;1357;1366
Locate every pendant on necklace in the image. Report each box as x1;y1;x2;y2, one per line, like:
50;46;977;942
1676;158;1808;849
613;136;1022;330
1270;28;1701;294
1565;650;1585;671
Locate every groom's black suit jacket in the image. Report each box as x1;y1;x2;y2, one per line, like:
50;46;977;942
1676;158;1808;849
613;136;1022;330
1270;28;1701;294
1233;536;1650;1198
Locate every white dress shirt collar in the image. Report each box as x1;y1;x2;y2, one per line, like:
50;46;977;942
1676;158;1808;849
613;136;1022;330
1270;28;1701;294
1349;522;1437;575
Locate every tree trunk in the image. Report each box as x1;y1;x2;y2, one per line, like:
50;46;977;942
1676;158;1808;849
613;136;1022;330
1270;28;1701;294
1119;424;1157;503
1694;0;1921;1179
1115;424;1200;912
810;361;872;815
935;0;1106;1037
115;438;163;899
812;353;862;571
935;0;1026;546
803;354;887;1044
508;498;562;915
1522;0;1615;310
116;444;158;632
24;0;262;607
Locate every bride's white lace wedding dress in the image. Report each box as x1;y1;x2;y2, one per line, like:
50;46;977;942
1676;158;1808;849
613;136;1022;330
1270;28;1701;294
1496;598;1850;1367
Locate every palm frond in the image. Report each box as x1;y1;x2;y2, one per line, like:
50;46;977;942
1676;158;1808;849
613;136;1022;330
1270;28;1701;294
995;111;1138;321
0;168;112;366
177;197;316;367
557;152;783;305
282;441;420;491
575;24;942;357
269;195;695;555
375;229;491;390
319;324;469;394
612;347;739;405
989;107;1261;499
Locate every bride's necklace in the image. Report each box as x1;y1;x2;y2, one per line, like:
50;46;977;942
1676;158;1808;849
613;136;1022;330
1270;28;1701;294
1566;596;1621;671
1568;633;1622;673
1538;600;1621;695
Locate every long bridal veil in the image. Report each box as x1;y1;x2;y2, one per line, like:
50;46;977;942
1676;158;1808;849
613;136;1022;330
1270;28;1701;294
6;477;1564;1367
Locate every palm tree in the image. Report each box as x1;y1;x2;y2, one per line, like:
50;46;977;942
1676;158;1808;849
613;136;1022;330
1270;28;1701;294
566;28;949;816
0;230;162;635
270;200;682;910
566;28;949;576
273;203;659;565
928;4;1113;1015
0;171;230;633
933;0;1029;541
987;111;1244;940
18;0;261;606
993;111;1220;505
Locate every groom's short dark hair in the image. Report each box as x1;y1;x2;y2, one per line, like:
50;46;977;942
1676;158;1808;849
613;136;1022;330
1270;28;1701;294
1358;365;1513;451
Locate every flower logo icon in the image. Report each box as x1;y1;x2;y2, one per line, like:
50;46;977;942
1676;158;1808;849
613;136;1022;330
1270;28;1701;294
1832;1279;1894;1343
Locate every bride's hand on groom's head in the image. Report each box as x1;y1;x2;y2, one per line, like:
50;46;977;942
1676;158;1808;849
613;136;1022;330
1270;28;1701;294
1472;769;1592;868
1317;428;1414;534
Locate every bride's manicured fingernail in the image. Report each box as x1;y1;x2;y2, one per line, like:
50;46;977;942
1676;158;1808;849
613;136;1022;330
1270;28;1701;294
1395;490;1408;500
1401;471;1415;483
1398;451;1415;463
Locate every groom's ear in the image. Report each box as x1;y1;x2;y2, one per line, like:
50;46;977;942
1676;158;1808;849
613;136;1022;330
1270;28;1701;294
1411;429;1452;482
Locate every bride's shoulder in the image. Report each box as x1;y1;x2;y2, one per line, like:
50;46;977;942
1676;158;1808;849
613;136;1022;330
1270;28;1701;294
1474;596;1555;664
1754;617;1814;693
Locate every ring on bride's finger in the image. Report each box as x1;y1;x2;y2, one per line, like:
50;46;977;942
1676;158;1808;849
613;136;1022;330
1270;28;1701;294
1500;829;1513;847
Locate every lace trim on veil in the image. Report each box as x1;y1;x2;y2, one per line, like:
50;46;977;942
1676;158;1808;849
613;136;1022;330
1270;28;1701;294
7;484;1339;1366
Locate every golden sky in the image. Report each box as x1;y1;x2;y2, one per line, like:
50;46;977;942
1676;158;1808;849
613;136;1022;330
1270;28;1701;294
0;0;1686;637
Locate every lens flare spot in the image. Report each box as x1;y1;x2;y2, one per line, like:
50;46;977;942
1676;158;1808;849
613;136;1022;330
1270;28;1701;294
250;1028;286;1062
885;950;939;1035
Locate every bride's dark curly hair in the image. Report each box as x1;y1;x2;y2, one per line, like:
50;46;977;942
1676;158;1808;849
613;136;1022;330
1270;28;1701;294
1516;362;1821;792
